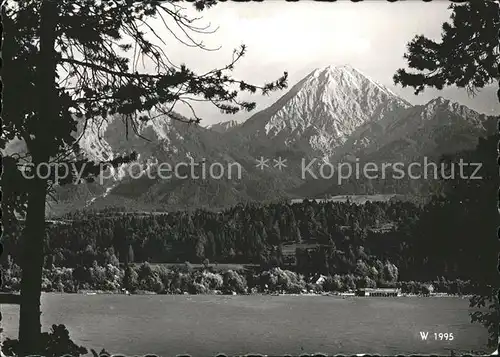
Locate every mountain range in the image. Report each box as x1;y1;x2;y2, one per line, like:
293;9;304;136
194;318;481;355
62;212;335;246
33;65;497;216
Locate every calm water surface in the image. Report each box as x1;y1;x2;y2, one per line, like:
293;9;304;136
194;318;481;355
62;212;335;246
1;293;489;356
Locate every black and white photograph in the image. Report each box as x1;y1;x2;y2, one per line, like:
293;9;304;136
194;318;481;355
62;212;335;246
1;0;499;356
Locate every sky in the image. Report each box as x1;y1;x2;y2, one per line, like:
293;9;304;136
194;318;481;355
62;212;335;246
149;1;499;126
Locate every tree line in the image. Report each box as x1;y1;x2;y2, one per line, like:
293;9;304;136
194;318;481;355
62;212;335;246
1;180;494;290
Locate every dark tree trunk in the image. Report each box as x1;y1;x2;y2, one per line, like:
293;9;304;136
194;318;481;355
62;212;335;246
18;0;58;354
18;178;48;356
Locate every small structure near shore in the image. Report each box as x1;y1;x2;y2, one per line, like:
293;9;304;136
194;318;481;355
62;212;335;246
355;288;401;297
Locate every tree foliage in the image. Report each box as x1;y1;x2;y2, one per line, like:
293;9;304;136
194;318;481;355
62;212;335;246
394;1;500;348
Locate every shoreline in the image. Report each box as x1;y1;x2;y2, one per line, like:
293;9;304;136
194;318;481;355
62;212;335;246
31;290;473;298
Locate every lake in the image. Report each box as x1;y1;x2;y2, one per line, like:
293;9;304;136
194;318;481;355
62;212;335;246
0;293;490;356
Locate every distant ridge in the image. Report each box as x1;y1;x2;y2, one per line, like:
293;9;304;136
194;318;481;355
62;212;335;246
32;64;497;216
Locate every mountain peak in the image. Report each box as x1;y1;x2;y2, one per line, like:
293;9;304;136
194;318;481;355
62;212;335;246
311;64;399;99
429;96;448;104
313;64;358;77
324;64;355;71
331;64;362;73
422;96;486;126
424;96;467;112
237;64;411;156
